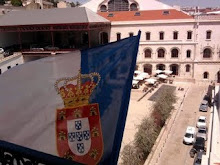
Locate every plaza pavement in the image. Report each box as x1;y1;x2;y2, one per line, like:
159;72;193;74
118;81;193;164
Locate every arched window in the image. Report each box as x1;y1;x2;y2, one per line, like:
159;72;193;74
203;72;209;79
186;65;190;72
145;49;151;58
186;50;191;58
108;0;129;11
158;48;165;58
100;5;107;12
203;48;212;58
171;48;179;58
130;3;137;11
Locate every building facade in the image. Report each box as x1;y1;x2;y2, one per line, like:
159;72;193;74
83;0;220;83
0;53;24;74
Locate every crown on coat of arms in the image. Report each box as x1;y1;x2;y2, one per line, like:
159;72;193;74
55;70;101;108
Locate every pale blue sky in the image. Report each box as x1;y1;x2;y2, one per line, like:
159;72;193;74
160;0;220;7
73;0;220;8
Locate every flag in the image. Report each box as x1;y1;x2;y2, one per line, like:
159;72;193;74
0;31;140;164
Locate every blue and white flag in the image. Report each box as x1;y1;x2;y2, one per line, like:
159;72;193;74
0;31;140;164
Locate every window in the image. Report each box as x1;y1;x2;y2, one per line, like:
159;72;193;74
163;10;170;15
206;30;211;39
100;5;107;12
203;72;209;79
203;48;212;58
117;33;121;41
173;31;178;40
130;3;138;11
187;50;191;58
159;32;164;40
158;49;165;58
7;66;11;69
186;65;190;72
108;0;129;12
187;31;192;39
108;13;114;17
134;12;140;16
145;49;151;58
171;48;179;58
146;32;150;40
129;32;134;37
16;63;19;66
0;69;1;74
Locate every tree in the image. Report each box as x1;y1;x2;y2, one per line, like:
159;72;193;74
70;2;75;7
75;1;80;6
11;0;22;6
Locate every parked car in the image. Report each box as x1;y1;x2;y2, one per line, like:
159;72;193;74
199;100;208;112
197;127;208;141
44;45;59;51
196;116;206;128
183;126;196;145
193;137;206;152
193;151;203;165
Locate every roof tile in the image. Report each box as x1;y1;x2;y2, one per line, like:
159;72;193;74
98;9;193;21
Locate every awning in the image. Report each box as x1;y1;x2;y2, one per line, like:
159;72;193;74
139;72;150;79
133;75;144;81
134;70;142;75
163;70;173;75
132;80;139;85
157;74;168;79
145;78;157;84
154;70;163;74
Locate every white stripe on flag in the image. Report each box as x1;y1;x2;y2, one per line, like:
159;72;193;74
0;51;81;155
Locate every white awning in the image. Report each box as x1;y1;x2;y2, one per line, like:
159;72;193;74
157;74;168;79
139;72;150;79
154;70;163;74
145;78;157;84
134;70;142;75
133;75;144;81
163;70;173;75
132;80;139;85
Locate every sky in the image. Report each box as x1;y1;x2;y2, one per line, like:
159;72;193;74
72;0;220;8
160;0;220;8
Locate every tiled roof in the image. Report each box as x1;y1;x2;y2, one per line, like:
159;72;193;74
98;9;193;21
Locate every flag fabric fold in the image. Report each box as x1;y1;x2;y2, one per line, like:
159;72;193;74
0;31;140;164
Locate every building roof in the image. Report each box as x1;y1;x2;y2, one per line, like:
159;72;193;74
0;7;110;26
81;0;173;13
98;9;193;22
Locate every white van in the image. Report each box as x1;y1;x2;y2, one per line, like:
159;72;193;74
183;126;196;145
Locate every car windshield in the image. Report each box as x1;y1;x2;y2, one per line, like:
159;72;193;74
198;119;205;123
185;133;192;138
198;129;206;134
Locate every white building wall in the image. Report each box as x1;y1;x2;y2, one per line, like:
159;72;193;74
0;53;24;74
109;18;220;81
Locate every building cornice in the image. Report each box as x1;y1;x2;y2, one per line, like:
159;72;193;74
139;41;198;45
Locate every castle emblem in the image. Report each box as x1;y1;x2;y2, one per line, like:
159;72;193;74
55;70;103;165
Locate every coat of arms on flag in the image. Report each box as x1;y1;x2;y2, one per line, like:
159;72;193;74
55;70;103;164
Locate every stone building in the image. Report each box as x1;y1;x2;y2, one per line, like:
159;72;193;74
82;0;220;83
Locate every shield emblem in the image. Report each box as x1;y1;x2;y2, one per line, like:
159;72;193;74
56;103;103;165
